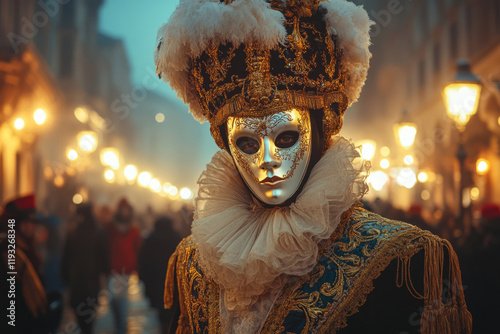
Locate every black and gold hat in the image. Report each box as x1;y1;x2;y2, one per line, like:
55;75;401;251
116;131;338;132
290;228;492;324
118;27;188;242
155;0;373;150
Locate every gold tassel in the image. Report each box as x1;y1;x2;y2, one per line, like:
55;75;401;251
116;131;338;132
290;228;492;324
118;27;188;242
417;236;472;334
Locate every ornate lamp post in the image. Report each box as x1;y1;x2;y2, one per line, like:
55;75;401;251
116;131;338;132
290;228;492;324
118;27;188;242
442;59;481;230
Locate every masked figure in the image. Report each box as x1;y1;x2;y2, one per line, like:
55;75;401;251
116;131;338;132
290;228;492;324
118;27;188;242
154;1;471;333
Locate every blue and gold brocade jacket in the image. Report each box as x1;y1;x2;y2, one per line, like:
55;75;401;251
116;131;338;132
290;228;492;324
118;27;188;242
164;206;471;334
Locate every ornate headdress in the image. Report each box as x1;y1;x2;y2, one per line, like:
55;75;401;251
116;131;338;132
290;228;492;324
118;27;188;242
155;0;373;150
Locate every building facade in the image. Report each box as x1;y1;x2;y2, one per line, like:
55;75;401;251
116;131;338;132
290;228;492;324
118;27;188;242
350;0;500;223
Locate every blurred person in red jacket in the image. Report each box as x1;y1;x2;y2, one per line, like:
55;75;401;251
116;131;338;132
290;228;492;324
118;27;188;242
105;198;141;334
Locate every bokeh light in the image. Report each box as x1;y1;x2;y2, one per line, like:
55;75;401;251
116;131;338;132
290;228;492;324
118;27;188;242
368;171;389;191
100;148;120;170
33;109;47;125
67;149;78;161
180;187;193;200
77;131;98;153
418;171;429;183
124;165;138;181
149;178;162;193
14;118;24;130
396;168;417;189
357;140;376;161
155;113;165;123
138;172;152;187
403;154;414;165
74;107;89;123
73;193;83;204
104;169;115;182
476;159;490;175
380;159;390;169
380;146;391;157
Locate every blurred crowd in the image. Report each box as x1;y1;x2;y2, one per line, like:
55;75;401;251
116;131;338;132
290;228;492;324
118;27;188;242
1;194;187;334
1;194;498;333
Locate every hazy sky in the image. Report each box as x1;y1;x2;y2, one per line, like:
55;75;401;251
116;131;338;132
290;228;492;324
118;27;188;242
99;0;180;103
98;0;220;192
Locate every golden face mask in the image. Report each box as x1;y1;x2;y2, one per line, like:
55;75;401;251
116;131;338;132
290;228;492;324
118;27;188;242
227;109;311;205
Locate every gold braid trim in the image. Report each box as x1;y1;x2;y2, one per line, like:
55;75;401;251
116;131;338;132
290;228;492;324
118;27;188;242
315;220;472;334
164;237;222;334
164;238;192;333
163;246;179;309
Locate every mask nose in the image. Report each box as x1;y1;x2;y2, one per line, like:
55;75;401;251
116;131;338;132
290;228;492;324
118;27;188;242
259;136;281;170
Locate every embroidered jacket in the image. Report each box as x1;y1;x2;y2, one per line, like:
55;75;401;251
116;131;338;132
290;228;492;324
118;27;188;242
164;206;471;334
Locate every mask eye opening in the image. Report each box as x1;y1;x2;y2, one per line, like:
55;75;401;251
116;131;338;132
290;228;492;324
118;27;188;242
275;130;299;148
236;137;260;154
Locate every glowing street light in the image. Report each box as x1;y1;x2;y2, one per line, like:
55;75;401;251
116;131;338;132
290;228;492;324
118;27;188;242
443;60;481;132
476;159;490;175
403;154;415;165
33;109;47;125
14;118;25;130
104;169;115;182
443;59;482;230
180;187;194;200
138;172;152;187
396;168;417;189
357;140;376;161
367;171;389;191
168;186;178;197
395;123;417;149
77;131;98;153
67;149;78;161
150;178;162;193
163;182;172;193
100;148;120;170
417;171;429;183
124;165;138;181
380;159;390;169
74;106;89;123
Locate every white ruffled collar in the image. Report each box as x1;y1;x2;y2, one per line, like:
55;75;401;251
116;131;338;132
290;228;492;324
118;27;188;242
191;136;369;332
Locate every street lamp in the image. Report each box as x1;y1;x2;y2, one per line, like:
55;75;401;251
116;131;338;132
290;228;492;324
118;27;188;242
442;59;481;230
394;110;417;149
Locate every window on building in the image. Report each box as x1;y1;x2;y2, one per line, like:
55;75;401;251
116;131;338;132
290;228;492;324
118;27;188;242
433;43;441;74
427;0;440;28
495;0;500;32
60;0;75;29
407;74;412;99
449;23;458;60
418;59;425;90
59;35;74;77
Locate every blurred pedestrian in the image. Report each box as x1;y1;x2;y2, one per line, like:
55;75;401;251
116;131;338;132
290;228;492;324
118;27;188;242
459;203;500;333
1;194;62;333
61;203;109;334
138;216;181;334
106;198;142;334
406;203;439;235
